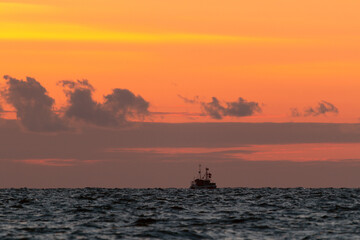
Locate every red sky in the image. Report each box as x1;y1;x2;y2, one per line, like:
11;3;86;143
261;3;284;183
1;0;360;187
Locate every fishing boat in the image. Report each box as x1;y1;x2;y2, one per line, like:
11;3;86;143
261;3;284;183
190;165;217;189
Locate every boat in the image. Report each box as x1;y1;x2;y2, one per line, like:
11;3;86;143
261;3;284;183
190;165;217;189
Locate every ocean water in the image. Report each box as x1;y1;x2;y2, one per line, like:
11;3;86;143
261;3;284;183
1;188;360;239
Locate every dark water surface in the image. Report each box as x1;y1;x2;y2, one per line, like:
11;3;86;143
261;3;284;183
1;188;360;239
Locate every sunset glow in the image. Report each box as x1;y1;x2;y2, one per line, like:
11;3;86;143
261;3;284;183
1;0;360;188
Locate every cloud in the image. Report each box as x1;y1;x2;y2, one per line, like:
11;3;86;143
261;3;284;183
17;158;77;167
1;120;360;166
59;80;117;127
291;101;339;117
1;75;68;132
290;108;301;117
1;120;360;187
201;97;262;119
178;95;199;104
59;79;94;91
0;76;150;131
59;80;150;127
104;88;150;119
304;101;339;116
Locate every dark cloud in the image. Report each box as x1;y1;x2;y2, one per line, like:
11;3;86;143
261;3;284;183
0;76;150;131
104;88;149;119
304;101;339;116
58;79;95;91
201;97;261;119
1;75;68;132
291;101;339;117
59;80;150;127
179;95;261;119
60;80;118;127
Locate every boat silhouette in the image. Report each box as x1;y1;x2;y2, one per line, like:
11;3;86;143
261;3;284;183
190;165;217;189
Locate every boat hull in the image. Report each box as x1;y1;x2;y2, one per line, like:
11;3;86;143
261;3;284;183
190;184;217;189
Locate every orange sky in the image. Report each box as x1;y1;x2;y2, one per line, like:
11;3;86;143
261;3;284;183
2;1;360;188
1;0;360;123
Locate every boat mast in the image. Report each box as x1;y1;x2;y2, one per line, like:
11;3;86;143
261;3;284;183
198;164;202;179
205;168;209;180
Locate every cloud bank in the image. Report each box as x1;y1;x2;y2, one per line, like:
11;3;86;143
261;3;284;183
1;120;360;187
1;76;150;132
1;120;360;163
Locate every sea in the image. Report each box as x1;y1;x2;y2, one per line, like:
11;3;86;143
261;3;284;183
1;188;360;239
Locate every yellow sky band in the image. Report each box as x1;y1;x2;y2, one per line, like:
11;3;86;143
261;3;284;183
0;22;293;44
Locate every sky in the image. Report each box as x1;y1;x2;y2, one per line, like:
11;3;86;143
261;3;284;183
1;0;360;187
